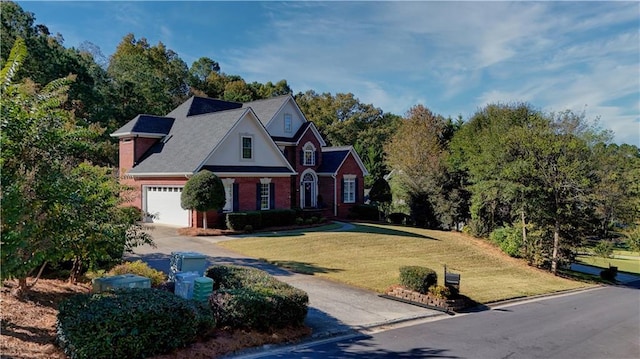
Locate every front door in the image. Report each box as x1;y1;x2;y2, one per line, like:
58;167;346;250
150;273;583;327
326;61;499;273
304;182;312;208
301;171;316;208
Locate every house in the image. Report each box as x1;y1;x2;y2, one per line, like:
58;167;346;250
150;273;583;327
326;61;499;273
111;94;368;227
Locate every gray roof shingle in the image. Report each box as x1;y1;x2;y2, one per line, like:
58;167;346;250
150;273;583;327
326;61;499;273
317;149;349;174
112;115;175;136
242;95;290;126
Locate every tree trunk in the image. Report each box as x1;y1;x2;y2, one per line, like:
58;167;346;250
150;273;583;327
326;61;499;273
551;219;560;275
202;211;208;229
521;210;528;257
68;258;82;284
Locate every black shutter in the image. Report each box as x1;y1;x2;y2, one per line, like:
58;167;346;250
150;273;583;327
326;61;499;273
256;183;261;210
270;183;275;209
341;178;345;203
315;150;318;166
300;150;304;165
233;183;239;212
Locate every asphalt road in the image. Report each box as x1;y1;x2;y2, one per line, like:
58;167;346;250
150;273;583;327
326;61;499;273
242;286;640;359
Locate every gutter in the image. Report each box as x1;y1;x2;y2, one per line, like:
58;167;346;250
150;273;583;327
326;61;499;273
332;174;337;217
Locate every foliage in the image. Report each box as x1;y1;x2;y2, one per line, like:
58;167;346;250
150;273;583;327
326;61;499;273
369;177;392;220
259;209;297;227
181;170;225;228
599;268;617;282
56;288;214;359
206;265;308;330
226;211;262;231
489;225;523;257
399;266;437;294
388;212;409;225
348;204;380;221
592;241;614;259
625;225;640;254
1;38;152;292
105;260;166;287
428;285;451;299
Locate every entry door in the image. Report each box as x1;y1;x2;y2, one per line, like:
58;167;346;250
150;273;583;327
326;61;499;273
304;182;313;208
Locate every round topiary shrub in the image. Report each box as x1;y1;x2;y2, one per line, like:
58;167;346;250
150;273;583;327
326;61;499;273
399;266;437;294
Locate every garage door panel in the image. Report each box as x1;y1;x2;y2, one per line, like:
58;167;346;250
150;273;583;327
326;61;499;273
145;186;189;227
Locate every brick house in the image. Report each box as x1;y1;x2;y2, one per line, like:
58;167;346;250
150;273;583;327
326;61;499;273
111;94;368;227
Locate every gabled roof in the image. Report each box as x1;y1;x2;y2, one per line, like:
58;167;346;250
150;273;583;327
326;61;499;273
111;115;175;137
128;108;249;175
242;94;293;127
166;96;242;118
317;146;369;176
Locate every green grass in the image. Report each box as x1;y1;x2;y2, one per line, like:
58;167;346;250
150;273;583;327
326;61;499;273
576;255;640;275
219;222;590;303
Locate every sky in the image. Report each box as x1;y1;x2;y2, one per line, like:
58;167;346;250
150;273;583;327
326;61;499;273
17;1;640;146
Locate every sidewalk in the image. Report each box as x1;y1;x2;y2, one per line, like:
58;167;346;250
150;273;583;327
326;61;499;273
127;224;442;340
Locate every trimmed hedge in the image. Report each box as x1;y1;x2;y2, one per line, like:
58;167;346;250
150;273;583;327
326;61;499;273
348;204;380;221
56;288;214;359
106;260;166;287
226;209;297;231
206;265;308;330
399;266;437;294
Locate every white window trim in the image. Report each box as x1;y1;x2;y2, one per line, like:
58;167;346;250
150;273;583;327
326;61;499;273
240;135;253;160
260;182;270;210
343;177;356;204
303;142;316;166
222;178;235;212
284;114;292;133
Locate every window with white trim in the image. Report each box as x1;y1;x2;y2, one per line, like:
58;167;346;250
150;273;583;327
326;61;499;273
260;183;270;210
303;143;315;166
223;180;234;212
241;136;253;159
284;114;292;133
343;178;355;203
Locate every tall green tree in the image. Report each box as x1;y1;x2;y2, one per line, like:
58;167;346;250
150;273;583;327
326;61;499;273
107;33;189;122
181;170;226;229
1;38;151;294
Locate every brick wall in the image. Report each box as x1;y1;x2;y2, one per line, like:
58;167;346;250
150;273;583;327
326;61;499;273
335;153;365;218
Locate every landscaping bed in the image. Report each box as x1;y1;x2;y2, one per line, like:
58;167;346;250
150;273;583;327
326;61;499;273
384;285;468;312
0;278;310;359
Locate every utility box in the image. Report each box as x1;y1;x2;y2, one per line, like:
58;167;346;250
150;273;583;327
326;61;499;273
175;271;200;299
193;277;214;303
92;274;151;293
169;251;207;281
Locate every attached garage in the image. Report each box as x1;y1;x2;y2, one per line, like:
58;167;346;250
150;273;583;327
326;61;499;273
144;186;189;227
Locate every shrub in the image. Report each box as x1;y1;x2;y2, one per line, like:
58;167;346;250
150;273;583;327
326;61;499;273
226;211;262;231
593;240;614;258
348;204;380;221
295;217;304;225
399;266;437;294
489;226;523;257
388;212;408;225
106;260;166;287
428;285;451;299
260;209;297;227
304;218;313;225
310;216;318;224
57;288;214;359
205;265;308;330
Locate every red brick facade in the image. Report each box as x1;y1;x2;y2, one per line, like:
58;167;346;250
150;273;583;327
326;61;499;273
335;153;365;218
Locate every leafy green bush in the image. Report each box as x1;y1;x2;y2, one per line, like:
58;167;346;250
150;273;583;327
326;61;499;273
205;265;308;330
56;288;215;359
600;268;617;282
593;240;614;258
428;285;451;299
388;212;408;225
348;204;380;221
295;217;304;225
260;209;297;227
489;226;523;257
399;266;437;294
226;211;263;230
106;260;166;287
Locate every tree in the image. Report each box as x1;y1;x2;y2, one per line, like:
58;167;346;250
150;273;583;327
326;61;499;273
1;38;152;294
369;177;392;220
181;170;225;229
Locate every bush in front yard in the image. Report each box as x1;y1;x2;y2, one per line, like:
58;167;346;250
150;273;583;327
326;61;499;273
399;266;437;294
106;260;166;287
206;265;308;330
56;288;215;359
348;204;380;221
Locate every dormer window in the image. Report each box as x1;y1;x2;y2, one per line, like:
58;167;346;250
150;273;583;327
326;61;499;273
284;114;292;133
303;142;316;166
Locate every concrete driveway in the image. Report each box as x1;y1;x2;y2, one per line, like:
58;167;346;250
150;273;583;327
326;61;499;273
127;224;442;339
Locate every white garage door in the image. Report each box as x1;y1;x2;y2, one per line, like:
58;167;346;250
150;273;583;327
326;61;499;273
145;186;189;227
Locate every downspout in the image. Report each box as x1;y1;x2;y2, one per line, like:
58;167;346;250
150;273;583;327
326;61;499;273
332;174;337;217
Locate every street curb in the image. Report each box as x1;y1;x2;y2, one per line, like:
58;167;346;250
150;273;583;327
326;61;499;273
482;285;602;309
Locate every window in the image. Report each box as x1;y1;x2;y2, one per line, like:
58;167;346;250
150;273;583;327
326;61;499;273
223;182;233;212
260;183;270;210
241;136;253;159
284;114;292;133
343;178;355;203
303;143;315;166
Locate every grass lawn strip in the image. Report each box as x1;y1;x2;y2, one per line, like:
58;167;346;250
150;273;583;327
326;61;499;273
576;255;640;275
218;223;590;304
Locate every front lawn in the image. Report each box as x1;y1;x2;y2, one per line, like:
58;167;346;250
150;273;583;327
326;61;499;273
576;255;640;275
218;222;590;304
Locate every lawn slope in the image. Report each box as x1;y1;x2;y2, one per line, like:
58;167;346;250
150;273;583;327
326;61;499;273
219;223;590;303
